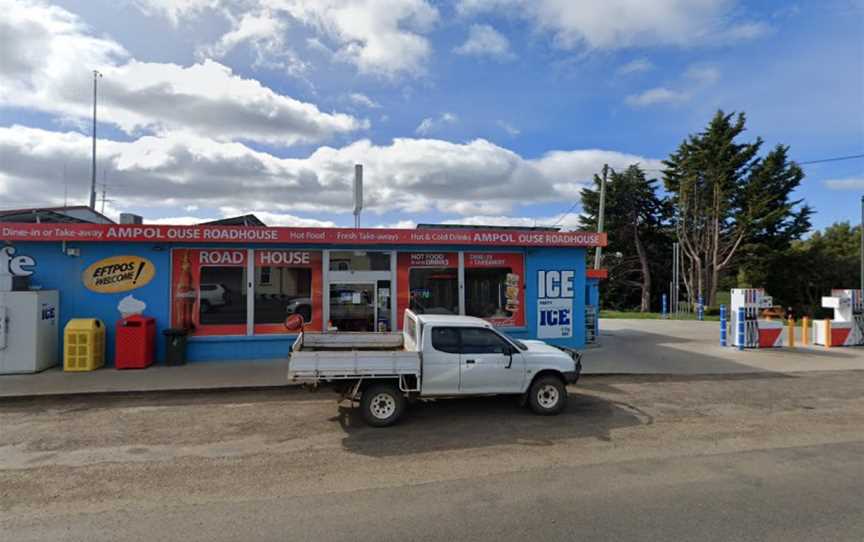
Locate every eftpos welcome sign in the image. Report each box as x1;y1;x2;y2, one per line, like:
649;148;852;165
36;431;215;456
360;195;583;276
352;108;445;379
537;270;575;339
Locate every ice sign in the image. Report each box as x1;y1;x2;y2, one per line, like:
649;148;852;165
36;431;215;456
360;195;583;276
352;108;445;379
537;270;575;339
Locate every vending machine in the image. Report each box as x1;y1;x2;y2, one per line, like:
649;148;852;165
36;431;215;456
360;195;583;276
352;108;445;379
731;288;786;348
814;289;864;347
0;290;60;374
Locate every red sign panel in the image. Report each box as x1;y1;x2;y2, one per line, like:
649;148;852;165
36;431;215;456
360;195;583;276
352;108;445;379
1;224;606;247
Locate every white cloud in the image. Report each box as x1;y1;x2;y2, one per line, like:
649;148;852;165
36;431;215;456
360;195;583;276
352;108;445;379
138;1;441;77
685;65;721;85
617;58;654;75
454;24;514;60
824;177;864;190
348;92;380;108
625;87;690;107
497;120;520;136
457;0;768;50
0;1;363;146
133;0;221;26
284;0;439;77
625;64;720;108
416;112;459;135
196;9;310;75
0;125;661;219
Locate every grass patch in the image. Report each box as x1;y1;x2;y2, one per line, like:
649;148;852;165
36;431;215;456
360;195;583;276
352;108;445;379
600;310;721;321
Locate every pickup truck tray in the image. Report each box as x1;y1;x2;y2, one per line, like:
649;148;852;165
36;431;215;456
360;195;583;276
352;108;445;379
288;332;421;382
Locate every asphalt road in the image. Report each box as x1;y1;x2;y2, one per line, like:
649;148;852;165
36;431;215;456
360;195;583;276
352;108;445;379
2;371;864;541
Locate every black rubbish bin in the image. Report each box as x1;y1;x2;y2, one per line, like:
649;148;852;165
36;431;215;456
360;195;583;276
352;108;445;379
163;328;189;366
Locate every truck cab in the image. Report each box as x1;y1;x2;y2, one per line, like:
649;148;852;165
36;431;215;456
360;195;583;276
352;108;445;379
406;313;580;397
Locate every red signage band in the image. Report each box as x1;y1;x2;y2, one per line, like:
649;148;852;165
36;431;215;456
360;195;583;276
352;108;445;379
1;224;606;248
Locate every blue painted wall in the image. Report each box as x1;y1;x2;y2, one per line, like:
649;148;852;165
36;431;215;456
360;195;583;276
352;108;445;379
515;247;587;349
15;242;172;366
13;241;589;363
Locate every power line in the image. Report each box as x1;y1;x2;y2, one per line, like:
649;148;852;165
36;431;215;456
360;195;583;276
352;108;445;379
549;200;581;228
797;153;864;165
544;152;864;228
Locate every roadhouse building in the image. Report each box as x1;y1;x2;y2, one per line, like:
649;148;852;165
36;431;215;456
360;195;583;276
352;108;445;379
1;222;605;364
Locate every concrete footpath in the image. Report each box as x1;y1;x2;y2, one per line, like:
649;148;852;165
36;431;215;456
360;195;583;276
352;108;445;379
1;319;861;398
0;360;290;398
588;319;864;374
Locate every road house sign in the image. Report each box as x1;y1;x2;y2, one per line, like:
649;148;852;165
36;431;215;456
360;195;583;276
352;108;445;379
0;224;606;248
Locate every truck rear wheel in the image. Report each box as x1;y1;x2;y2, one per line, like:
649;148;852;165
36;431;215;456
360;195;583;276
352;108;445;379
528;375;567;415
360;383;406;427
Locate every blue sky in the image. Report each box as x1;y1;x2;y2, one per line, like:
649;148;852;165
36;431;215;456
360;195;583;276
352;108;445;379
1;0;861;231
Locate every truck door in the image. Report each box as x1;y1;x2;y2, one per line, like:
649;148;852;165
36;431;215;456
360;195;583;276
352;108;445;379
458;327;524;394
421;326;462;395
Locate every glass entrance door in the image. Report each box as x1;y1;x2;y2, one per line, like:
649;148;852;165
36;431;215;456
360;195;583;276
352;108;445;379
328;281;393;332
326;250;395;332
329;283;374;331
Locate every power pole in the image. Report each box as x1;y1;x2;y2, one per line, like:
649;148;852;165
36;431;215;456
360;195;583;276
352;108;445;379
89;70;102;210
593;164;609;270
100;170;108;215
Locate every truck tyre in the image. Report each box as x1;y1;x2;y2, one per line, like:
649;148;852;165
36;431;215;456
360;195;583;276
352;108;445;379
360;383;406;427
528;375;567;415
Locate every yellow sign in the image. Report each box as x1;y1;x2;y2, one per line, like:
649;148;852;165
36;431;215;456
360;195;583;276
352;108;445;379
82;255;155;293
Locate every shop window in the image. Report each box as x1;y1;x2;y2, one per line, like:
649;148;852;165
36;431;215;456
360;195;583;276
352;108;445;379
198;266;247;326
409;268;458;315
329;251;390;271
254;250;322;334
171;248;322;336
465;253;525;327
254;267;312;324
396;252;458;328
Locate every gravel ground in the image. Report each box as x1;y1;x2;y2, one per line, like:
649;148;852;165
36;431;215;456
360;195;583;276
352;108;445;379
1;371;863;540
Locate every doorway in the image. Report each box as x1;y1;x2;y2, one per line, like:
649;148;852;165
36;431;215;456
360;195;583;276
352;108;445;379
326;250;395;332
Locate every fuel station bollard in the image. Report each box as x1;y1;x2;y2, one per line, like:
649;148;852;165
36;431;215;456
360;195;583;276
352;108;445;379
802;317;810;346
787;318;795;348
825;320;832;348
720;304;727;346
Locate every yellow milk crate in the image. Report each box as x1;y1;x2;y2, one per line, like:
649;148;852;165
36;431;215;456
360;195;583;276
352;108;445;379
64;319;106;371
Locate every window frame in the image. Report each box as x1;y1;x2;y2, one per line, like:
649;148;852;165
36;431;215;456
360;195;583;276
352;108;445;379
430;326;462;354
458;326;514;355
170;248;322;337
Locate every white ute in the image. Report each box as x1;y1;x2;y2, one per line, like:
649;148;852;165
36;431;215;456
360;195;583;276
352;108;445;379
287;310;582;426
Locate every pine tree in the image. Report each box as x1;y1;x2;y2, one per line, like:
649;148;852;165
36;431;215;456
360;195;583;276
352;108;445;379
581;164;671;311
663;110;810;306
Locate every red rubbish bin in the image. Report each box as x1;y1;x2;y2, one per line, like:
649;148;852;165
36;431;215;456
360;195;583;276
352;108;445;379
115;315;156;369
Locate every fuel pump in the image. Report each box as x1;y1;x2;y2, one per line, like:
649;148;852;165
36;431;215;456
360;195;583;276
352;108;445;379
817;289;864;346
731;288;785;349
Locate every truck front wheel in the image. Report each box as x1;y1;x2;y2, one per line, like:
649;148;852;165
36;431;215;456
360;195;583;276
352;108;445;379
360;383;406;427
528;375;567;415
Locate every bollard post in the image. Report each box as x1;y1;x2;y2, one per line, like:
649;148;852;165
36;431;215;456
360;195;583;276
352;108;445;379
662;294;668;319
801;317;809;346
825;319;832;348
697;295;704;321
787;318;794;348
737;307;745;351
720;304;727;346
